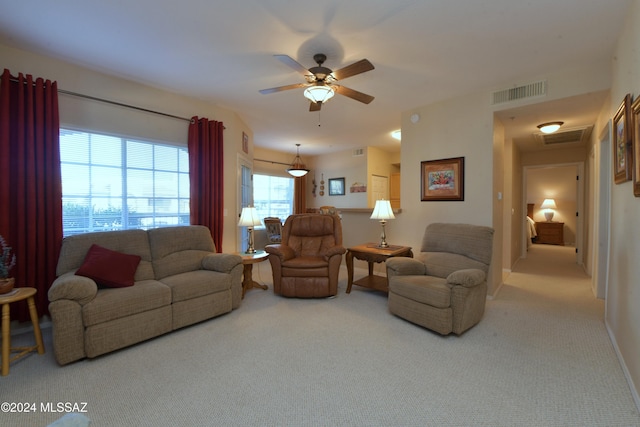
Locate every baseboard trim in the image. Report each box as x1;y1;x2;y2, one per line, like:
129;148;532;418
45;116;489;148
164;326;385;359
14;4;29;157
606;320;640;412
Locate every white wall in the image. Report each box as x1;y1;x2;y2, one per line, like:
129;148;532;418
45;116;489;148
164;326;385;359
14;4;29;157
603;0;640;407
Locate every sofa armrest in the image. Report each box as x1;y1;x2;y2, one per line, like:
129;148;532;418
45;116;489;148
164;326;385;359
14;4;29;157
265;244;295;262
386;257;427;276
446;269;486;288
202;253;243;273
48;272;98;305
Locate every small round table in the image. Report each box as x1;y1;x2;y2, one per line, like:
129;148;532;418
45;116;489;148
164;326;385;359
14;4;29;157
0;287;45;376
237;251;269;298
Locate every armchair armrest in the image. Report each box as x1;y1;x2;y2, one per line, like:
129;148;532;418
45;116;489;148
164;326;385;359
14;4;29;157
446;269;486;287
323;245;346;260
202;253;243;273
385;257;427;276
48;272;98;305
265;244;295;262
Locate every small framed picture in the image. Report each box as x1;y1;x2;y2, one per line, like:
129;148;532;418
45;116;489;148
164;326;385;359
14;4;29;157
613;94;632;184
242;132;249;154
421;156;465;201
328;178;345;196
632;96;640;196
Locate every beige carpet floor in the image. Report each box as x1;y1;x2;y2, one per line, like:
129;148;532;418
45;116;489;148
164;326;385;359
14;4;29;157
1;244;639;426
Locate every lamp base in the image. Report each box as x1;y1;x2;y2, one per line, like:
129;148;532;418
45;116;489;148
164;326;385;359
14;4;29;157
544;211;554;222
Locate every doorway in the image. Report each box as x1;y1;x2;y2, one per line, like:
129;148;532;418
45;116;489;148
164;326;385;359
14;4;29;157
522;162;584;265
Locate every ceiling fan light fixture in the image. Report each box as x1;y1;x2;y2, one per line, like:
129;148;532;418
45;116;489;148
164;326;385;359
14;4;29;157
287;144;310;177
303;84;335;104
537;121;564;134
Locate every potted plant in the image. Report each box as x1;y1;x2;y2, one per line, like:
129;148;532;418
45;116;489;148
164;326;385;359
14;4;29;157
0;234;16;294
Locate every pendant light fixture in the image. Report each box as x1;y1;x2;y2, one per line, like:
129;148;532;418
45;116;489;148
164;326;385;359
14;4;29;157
287;144;309;177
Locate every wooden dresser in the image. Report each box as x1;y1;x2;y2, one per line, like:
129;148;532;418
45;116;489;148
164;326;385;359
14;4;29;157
535;222;564;245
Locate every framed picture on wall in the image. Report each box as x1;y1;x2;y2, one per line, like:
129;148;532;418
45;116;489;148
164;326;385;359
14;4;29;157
421;156;465;201
242;132;249;154
613;94;632;184
632;95;640;196
328;177;345;196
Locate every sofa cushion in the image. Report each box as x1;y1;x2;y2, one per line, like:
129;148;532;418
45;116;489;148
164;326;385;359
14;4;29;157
389;275;451;308
56;229;155;281
160;269;232;303
147;226;216;279
82;280;171;327
76;244;141;288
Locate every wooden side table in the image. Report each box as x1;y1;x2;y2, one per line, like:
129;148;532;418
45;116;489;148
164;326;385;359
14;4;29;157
238;251;269;298
346;243;413;293
1;287;45;376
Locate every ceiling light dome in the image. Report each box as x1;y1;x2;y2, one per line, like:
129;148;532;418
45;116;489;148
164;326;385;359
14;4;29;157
537;121;564;134
303;83;335;104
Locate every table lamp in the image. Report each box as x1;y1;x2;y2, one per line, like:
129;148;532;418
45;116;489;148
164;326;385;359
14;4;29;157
540;198;557;222
370;200;395;248
238;206;262;253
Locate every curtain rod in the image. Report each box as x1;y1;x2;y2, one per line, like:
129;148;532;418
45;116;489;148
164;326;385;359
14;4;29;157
58;89;194;123
8;75;196;124
254;158;291;167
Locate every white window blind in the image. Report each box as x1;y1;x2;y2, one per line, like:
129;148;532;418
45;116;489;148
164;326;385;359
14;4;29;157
253;174;294;226
60;129;190;236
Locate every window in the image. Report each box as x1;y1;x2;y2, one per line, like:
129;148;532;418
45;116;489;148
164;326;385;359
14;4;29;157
252;174;294;226
60;129;190;236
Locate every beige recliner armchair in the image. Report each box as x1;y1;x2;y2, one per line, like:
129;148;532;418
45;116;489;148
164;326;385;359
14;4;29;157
265;214;346;298
385;223;494;335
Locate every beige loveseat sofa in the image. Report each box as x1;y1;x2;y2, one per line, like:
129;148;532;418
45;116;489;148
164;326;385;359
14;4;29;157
48;225;243;365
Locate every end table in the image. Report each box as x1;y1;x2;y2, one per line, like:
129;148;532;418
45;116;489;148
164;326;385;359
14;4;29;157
1;287;45;376
346;243;413;294
238;251;269;298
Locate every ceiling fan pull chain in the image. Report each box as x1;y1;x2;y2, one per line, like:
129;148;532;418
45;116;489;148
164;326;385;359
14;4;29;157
318;109;322;127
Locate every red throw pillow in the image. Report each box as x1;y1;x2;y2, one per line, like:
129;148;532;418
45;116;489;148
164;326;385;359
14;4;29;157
76;244;141;288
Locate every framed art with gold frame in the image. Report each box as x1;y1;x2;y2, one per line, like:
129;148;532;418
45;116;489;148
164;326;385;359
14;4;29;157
631;95;640;196
613;94;632;184
420;156;465;201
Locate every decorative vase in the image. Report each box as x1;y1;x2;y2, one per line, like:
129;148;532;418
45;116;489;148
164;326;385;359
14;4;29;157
0;277;15;295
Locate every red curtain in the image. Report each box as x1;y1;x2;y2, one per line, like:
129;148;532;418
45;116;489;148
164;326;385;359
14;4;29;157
0;69;62;320
188;117;224;252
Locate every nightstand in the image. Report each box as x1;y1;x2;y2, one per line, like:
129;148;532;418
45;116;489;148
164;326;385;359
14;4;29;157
535;222;564;245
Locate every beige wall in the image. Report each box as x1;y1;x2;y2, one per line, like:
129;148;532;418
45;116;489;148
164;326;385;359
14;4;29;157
603;0;640;407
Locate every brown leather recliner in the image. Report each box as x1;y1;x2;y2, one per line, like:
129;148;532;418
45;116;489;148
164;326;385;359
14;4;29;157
265;214;346;298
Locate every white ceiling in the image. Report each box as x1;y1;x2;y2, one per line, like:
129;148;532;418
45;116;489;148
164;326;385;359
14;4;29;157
0;0;631;156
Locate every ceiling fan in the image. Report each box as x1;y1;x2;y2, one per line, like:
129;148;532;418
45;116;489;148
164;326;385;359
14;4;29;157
259;53;375;111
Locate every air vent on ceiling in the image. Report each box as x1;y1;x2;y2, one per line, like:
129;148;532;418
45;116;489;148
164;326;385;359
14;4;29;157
352;148;364;157
535;126;593;146
491;80;547;105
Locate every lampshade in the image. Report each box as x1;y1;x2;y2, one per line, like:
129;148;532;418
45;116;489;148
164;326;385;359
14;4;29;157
286;144;309;177
237;206;262;227
540;199;557;210
537;121;564;134
371;200;395;248
370;200;396;220
303;84;335;104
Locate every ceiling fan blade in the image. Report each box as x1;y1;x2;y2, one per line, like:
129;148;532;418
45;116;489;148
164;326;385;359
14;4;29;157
334;85;375;104
309;101;321;112
332;59;374;80
259;83;307;95
274;54;313;77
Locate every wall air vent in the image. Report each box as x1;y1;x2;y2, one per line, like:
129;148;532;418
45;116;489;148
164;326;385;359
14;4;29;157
534;126;593;146
491;80;547;105
352;148;365;157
